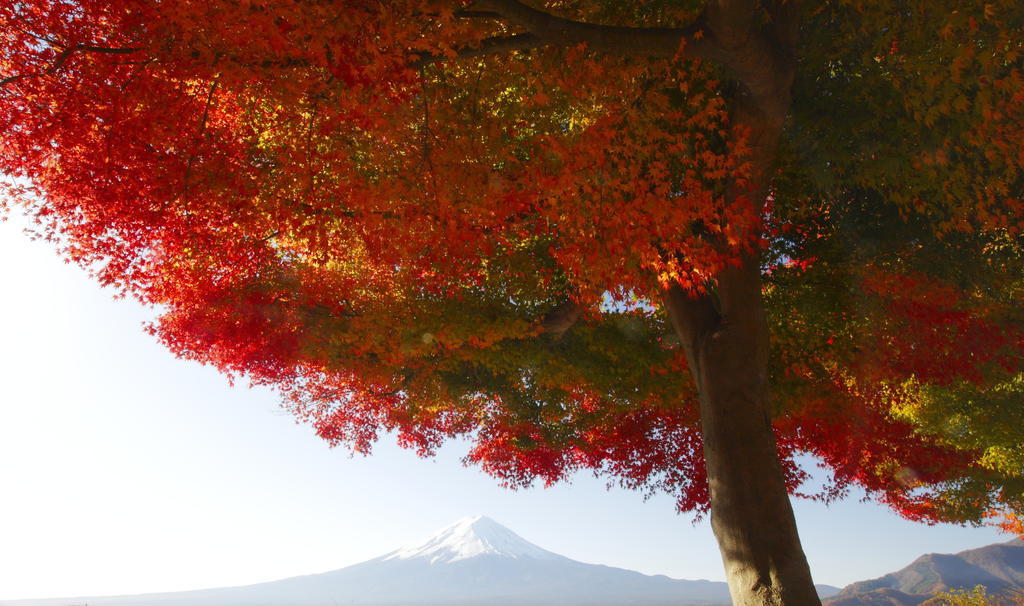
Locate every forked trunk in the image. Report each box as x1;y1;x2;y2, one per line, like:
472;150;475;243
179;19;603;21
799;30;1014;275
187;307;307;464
665;261;820;606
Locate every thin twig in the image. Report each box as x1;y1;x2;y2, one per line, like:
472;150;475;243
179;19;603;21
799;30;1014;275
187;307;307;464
419;67;441;203
178;79;220;201
0;43;144;89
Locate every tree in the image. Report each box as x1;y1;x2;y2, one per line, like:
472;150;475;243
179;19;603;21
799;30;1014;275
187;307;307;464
923;586;1024;606
1;1;1022;605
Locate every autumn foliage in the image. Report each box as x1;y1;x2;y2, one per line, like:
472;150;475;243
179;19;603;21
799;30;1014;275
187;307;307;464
2;0;1023;529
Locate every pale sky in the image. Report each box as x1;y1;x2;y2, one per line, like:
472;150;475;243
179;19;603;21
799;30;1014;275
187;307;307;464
0;210;1009;601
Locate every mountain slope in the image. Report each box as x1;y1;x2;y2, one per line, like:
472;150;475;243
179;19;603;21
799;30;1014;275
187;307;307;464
826;538;1024;606
4;516;830;606
382;515;563;563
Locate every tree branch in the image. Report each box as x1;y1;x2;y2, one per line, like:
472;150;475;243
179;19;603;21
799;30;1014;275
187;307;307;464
460;33;546;58
0;44;143;89
705;0;760;47
541;300;583;340
469;0;717;61
74;45;143;54
453;10;503;19
0;46;74;88
663;283;720;394
438;1;797;122
414;33;546;68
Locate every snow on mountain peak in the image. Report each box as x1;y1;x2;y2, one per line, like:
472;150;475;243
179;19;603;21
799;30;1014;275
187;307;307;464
384;515;563;564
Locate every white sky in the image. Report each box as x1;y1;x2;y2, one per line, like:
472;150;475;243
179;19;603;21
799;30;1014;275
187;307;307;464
0;211;1008;600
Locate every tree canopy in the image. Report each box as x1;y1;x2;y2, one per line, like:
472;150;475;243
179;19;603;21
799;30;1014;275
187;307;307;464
2;1;1023;603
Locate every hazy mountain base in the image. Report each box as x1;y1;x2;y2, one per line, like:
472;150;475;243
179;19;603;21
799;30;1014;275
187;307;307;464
0;560;840;606
0;516;840;606
0;558;840;606
0;555;768;606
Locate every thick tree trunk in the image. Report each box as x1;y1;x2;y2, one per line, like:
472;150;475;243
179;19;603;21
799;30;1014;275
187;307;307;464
664;269;819;606
665;263;820;606
659;4;818;603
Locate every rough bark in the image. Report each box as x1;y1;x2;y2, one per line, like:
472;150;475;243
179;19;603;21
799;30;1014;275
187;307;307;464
665;265;820;606
470;0;719;60
541;300;583;340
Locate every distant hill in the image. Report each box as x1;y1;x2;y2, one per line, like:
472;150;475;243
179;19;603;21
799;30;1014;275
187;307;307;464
826;538;1024;606
825;587;930;606
0;515;839;606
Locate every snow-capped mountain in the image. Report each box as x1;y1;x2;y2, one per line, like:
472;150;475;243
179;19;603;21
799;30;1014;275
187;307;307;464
0;515;838;606
384;514;563;563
